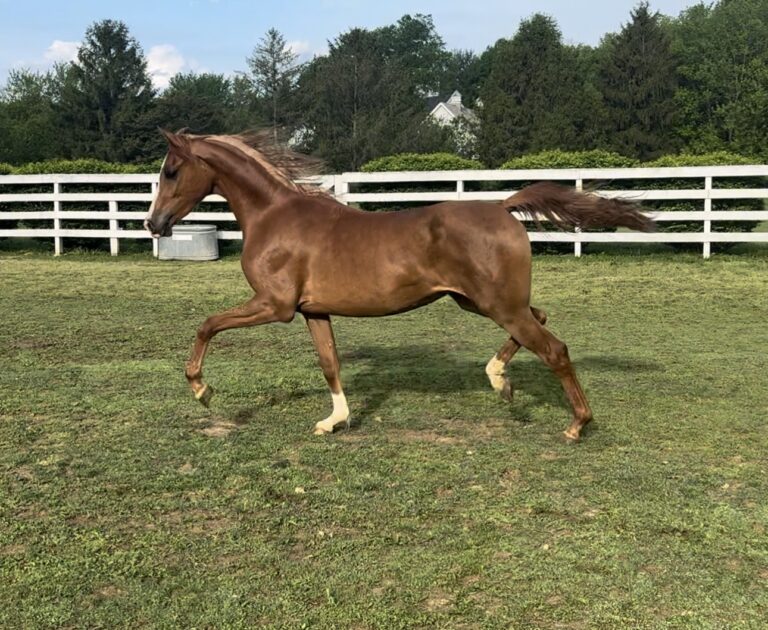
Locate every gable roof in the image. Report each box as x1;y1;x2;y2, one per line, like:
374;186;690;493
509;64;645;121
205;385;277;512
427;90;478;123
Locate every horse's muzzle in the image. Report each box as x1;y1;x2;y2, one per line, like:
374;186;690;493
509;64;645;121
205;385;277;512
144;215;173;238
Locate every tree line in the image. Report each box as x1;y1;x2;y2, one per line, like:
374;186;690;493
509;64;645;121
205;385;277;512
1;0;766;172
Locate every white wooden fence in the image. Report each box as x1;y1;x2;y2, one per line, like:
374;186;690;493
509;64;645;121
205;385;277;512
1;165;767;258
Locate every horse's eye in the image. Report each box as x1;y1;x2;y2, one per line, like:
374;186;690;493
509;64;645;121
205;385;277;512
164;168;178;180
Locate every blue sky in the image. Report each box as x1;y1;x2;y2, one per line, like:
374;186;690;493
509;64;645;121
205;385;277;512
1;0;700;88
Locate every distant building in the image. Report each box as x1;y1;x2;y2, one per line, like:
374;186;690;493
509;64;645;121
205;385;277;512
426;91;479;126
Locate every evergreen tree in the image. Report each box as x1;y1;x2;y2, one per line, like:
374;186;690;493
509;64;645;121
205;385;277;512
477;14;597;166
247;28;301;142
598;2;678;160
58;19;155;162
153;72;233;135
227;74;264;132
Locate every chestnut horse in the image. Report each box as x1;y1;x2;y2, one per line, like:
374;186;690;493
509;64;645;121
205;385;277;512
145;130;653;441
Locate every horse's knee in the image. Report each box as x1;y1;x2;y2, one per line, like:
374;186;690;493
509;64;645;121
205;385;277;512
547;340;570;373
531;306;548;326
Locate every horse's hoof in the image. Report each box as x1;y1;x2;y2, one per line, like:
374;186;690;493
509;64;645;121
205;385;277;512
195;384;214;407
562;428;580;443
313;417;351;436
500;380;514;403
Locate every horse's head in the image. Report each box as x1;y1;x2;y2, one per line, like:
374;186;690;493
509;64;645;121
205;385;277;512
144;130;216;238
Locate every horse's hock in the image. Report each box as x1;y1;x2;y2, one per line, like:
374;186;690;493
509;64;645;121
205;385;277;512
158;224;219;261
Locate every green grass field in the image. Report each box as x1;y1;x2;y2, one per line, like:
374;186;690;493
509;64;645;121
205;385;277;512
1;251;767;628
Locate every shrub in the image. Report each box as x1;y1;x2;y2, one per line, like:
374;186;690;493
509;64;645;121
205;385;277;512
0;163;13;175
10;158;162;175
361;152;484;172
643;152;757;167
500;149;638;170
639;152;764;240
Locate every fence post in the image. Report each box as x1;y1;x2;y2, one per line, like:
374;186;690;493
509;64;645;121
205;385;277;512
456;179;464;200
334;174;350;204
109;200;119;256
703;175;712;259
574;177;583;257
53;180;62;256
151;180;159;258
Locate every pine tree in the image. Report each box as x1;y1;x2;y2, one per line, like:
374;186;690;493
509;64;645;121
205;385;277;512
247;28;301;142
598;2;678;160
57;20;154;162
477;14;595;165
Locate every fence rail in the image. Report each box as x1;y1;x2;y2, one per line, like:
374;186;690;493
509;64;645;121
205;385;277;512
1;166;767;258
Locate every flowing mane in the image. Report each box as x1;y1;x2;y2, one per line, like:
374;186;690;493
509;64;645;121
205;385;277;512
196;131;327;196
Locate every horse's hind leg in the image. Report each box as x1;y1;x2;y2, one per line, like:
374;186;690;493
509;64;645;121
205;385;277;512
304;314;350;435
497;309;592;441
485;306;548;401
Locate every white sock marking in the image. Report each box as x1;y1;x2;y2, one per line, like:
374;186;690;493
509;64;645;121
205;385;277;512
314;390;350;433
485;355;507;392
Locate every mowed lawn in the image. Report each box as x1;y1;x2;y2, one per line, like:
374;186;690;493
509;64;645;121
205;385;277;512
1;251;767;629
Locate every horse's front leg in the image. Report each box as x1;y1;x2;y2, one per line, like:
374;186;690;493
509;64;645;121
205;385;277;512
304;314;350;435
185;297;291;405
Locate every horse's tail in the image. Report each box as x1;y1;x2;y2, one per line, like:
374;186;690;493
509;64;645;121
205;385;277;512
501;182;655;232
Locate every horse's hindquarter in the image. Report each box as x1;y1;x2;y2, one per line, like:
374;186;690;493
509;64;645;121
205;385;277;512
293;201;531;317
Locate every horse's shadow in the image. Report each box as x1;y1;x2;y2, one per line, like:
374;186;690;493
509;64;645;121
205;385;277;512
340;344;662;423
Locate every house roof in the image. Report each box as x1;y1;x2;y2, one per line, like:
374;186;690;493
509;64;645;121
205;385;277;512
427;90;478;123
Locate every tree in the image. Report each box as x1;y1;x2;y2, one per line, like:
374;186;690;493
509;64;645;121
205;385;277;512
477;14;599;165
378;14;449;94
297;21;453;171
58;19;155;162
247;28;301;142
440;49;483;105
671;0;768;157
598;2;678;160
0;69;61;163
153;72;233;135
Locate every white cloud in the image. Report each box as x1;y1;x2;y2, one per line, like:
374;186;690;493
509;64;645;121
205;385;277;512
44;40;80;63
287;40;312;57
147;44;190;90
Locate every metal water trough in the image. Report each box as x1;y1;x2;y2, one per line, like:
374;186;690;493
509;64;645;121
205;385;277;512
158;224;219;261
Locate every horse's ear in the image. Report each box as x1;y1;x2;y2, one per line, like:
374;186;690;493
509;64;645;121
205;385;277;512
158;128;191;158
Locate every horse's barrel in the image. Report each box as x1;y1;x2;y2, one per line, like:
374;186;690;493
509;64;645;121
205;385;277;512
158;224;219;261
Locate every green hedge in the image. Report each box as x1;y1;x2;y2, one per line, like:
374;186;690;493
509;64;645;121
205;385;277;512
501;150;639;170
361;152;484;172
639;152;764;238
4;158;162;175
644;152;758;167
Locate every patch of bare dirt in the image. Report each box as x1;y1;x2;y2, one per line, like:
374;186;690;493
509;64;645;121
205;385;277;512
392;429;463;445
1;544;27;556
94;585;124;599
421;588;456;613
10;338;53;350
198;419;239;437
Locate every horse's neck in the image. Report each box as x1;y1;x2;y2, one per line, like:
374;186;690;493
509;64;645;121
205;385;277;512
196;141;291;233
